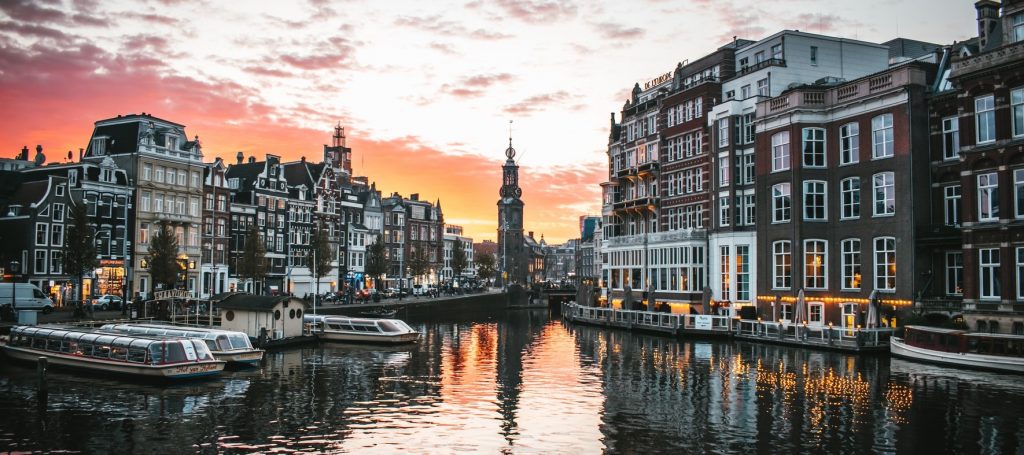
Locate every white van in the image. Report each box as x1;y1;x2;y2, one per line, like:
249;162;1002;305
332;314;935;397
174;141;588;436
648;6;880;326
0;283;55;313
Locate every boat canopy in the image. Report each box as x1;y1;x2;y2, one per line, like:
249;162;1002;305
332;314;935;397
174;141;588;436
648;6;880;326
100;324;254;351
8;325;216;365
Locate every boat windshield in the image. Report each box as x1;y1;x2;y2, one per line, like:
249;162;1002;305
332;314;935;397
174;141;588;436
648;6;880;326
227;334;252;350
377;320;410;333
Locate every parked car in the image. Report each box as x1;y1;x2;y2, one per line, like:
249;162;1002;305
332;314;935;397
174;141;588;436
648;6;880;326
91;294;124;311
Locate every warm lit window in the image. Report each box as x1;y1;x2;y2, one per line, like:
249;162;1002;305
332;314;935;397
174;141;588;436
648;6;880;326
874;237;896;291
841;239;861;290
804;239;827;289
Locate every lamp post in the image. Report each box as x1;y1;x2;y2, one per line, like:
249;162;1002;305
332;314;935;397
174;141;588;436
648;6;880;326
9;261;19;315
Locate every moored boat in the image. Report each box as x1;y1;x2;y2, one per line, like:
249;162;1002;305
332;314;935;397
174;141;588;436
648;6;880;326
99;323;264;366
890;325;1024;374
3;325;226;380
359;308;397;318
305;315;420;344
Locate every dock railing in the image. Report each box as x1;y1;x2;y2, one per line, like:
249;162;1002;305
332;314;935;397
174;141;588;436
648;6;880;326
562;302;732;334
734;319;894;349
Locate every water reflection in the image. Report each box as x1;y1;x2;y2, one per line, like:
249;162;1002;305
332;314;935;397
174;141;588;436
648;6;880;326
0;307;1021;453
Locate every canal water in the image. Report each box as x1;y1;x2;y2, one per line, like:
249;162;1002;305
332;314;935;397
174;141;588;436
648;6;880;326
0;306;1022;454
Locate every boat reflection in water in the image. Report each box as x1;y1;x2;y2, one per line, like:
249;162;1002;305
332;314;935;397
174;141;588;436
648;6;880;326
1;308;1024;453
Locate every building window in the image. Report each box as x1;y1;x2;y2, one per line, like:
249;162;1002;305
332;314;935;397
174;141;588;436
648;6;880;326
802;128;825;168
720;245;731;300
1018;248;1024;299
718;119;729;147
155;166;164;183
840;177;860;220
737;151;755;185
92;137;105;155
35;223;48;246
771;43;783;59
1015;170;1024;220
946;251;963;296
977;172;999;222
871;114;894;159
942;117;960;160
873;172;895;216
50;251;62;274
718;156;730;186
804;239;827;290
1013;13;1024;43
34;250;46;274
803;180;826;221
50;225;63;246
808;302;823;325
53;203;64;222
140;223;149;244
839;122;859;165
736;245;749;301
718;195;730;227
810;45;818;65
756;78;768;96
772;183;791;223
874;237;896;291
771;131;790;171
979;248;1001;299
944;185;961;226
841;239;861;290
1013;88;1024;137
773;240;792;289
143;164;152;181
975;95;996;144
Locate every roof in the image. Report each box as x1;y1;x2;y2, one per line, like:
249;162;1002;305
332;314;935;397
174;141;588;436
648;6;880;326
218;294;309;311
904;325;965;334
225;161;263;183
882;38;942;60
87;121;140;157
9;180;48;207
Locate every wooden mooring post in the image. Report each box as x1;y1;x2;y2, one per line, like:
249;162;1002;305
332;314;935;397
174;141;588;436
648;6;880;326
37;356;47;394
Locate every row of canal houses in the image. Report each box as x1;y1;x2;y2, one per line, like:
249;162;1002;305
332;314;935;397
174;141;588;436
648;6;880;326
601;0;1024;334
0;120;448;305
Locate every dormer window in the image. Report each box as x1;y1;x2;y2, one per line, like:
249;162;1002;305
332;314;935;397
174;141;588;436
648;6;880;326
166;135;178;150
102;169;113;182
92;137;106;155
68;170;78;186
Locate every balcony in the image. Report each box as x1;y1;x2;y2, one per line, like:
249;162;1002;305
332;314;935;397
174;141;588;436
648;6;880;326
605;229;706;248
757;64;928;117
950;39;1024;79
731;58;786;79
612;196;659;213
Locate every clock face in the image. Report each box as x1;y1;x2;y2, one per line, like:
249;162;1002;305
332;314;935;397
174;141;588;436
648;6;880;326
515;188;522;198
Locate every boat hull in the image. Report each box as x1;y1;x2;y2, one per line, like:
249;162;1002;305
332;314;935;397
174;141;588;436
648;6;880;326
890;337;1024;374
214;350;264;366
317;331;420;344
2;346;226;379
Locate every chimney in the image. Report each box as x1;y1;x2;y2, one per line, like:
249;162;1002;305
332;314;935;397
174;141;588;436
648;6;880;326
411;193;419;201
79;148;84;161
301;156;306;162
528;231;534;239
248;156;256;164
976;0;1000;48
236;151;244;164
20;146;28;160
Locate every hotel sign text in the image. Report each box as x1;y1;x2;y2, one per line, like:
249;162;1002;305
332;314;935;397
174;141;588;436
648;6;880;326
644;72;672;90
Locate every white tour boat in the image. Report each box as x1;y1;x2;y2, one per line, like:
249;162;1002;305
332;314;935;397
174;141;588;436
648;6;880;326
3;325;226;380
305;315;420;344
890;325;1024;374
99;323;264;366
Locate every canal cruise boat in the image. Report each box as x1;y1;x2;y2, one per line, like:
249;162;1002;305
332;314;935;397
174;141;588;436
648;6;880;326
3;325;226;380
304;315;420;344
890;325;1024;374
99;323;264;367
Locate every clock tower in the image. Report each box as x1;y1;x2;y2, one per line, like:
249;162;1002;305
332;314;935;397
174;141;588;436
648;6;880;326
497;136;525;285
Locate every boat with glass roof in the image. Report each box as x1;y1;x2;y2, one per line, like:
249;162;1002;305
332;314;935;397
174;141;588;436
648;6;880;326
3;325;226;380
304;315;420;344
99;323;264;366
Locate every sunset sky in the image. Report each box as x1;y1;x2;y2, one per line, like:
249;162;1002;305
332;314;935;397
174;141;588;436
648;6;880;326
0;0;974;243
